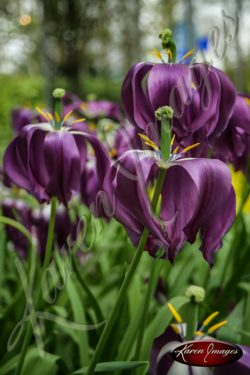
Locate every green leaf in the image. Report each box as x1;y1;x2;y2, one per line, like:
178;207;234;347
140;296;189;362
0;347;60;375
55;252;89;367
70;361;148;374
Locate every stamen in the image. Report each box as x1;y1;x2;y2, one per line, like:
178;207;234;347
36;107;51;122
167;303;183;323
88;122;96;131
207;320;227;334
72;118;86;124
195;331;205;337
138;133;159;151
173;146;179;154
179;48;195;63
182;143;200;154
104;123;113;132
46;112;53;121
149;48;163;61
54;112;60;123
170;134;175;146
109;148;117;158
202;311;219;327
171;324;181;335
144;141;159;151
62;110;73;124
81;102;88;110
244;97;250;106
191;82;197;89
165;48;172;60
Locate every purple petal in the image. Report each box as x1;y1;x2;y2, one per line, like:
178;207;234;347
43;131;82;205
215;345;250;375
172;158;235;263
121;63;154;131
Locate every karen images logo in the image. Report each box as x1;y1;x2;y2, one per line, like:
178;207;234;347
170;340;243;367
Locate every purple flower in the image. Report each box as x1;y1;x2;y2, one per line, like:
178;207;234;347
11;108;43;135
31;204;80;257
3;122;110;206
121;62;236;149
62;93;123;122
150;326;250;375
111;125;144;158
2;199;33;257
2;198;81;258
213;94;250;173
100;148;235;264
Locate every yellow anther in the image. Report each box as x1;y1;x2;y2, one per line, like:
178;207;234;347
173;146;179;154
179;48;195;63
46;112;53;121
54;112;60;123
62;110;73;123
109;148;117;158
195;331;205;336
88;122;96;131
170;134;175;146
202;311;219;327
138;133;149;142
138;133;159;151
36;107;51;122
244;97;250;106
167;303;183;323
171;324;181;335
72;118;86;124
207;320;228;334
104;123;114;132
182;143;200;154
165;49;173;60
149;48;163;61
81;102;89;110
144;141;159;151
191;82;197;89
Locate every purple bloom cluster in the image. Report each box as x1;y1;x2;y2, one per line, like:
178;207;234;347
3;59;243;266
2;198;79;258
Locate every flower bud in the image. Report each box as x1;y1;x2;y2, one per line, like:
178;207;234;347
185;285;205;303
158;28;172;47
158;28;177;62
52;88;65;99
155;106;174;121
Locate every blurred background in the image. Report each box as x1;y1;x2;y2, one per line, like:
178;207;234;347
0;0;250;156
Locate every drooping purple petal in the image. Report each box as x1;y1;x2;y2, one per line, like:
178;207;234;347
213;94;250;172
43;131;82;205
164;158;235;263
100;149;235;263
214;345;250;375
150;326;182;375
12;108;33;134
121;62;155;131
3;125;50;202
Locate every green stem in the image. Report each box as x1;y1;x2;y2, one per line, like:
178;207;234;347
54;98;62;129
0;216;33;244
42;197;57;272
160;118;171;161
15;197;57;375
185;301;198;341
86;167;167;375
14;324;33;375
242;289;250;345
72;256;105;330
134;258;160;360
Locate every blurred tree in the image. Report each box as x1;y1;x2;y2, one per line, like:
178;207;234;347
119;0;142;71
